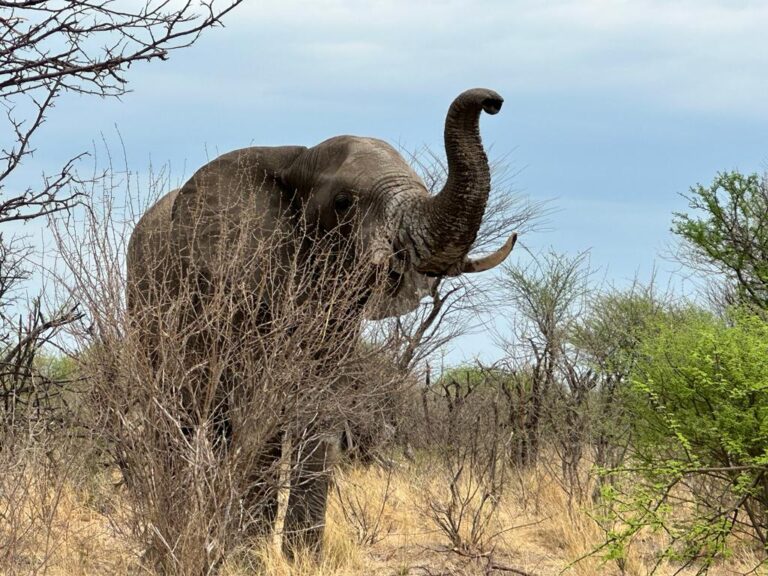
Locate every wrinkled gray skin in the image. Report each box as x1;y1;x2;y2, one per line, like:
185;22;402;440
127;88;514;554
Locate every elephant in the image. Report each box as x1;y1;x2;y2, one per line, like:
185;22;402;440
126;88;516;556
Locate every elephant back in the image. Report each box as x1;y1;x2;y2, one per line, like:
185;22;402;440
170;146;307;292
127;188;181;313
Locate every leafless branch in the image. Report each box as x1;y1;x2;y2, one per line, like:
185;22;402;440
0;0;243;223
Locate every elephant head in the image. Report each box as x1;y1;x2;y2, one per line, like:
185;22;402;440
160;88;516;322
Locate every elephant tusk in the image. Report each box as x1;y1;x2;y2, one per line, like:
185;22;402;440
451;232;518;275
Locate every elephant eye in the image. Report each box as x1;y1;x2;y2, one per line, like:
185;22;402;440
333;192;354;212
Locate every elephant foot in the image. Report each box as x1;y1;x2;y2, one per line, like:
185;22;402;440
282;522;325;559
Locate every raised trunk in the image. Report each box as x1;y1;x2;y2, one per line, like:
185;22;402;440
411;88;503;275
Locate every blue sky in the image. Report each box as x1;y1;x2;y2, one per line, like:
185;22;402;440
16;0;768;363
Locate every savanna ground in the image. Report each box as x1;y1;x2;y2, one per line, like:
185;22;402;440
2;446;761;576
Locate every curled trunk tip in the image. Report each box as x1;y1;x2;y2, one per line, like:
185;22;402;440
458;88;504;115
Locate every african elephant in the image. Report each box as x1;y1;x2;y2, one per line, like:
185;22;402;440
126;88;516;555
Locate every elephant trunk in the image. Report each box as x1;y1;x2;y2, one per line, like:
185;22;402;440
410;88;505;275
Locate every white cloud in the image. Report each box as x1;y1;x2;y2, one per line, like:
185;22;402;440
194;0;768;117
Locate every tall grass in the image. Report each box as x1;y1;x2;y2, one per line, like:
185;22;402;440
2;450;760;575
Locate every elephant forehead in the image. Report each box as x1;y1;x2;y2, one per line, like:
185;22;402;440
341;145;422;187
364;145;407;164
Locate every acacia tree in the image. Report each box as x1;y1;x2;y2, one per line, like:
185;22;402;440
571;281;669;479
497;249;591;469
0;0;242;423
673;171;768;311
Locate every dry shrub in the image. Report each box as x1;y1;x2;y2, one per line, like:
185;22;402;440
333;463;396;546
49;167;404;574
410;370;511;556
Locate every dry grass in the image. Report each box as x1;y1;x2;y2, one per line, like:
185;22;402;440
1;454;763;576
0;459;136;576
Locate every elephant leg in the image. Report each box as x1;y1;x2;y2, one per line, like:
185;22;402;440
241;438;282;537
282;431;339;556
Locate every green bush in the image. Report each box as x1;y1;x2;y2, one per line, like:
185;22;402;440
631;309;768;470
602;308;768;569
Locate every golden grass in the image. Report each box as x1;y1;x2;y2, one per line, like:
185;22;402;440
1;456;763;575
0;463;136;576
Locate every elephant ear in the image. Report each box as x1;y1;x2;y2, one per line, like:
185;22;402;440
275;137;352;224
171;146;307;280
